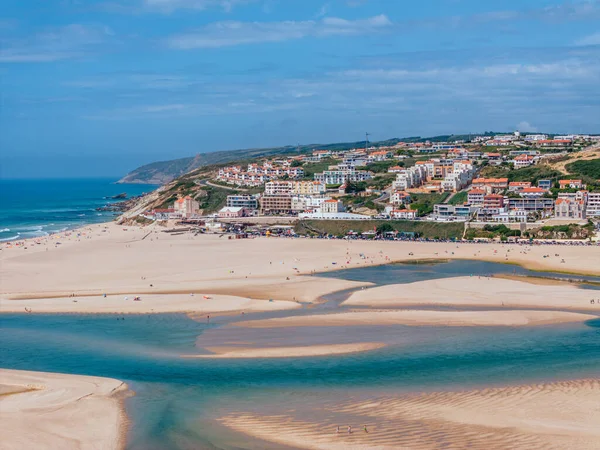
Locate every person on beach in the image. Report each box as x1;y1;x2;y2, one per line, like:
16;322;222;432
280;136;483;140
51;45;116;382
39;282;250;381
364;425;369;433
336;426;340;434
347;425;352;434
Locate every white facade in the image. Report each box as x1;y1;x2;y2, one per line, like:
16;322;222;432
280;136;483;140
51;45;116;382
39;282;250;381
585;192;600;217
265;181;293;195
320;199;345;214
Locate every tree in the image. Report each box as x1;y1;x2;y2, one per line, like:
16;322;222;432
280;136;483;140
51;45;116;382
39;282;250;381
345;181;367;194
376;223;394;235
290;160;303;167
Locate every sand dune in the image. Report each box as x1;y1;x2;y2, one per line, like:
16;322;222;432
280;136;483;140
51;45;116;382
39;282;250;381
344;276;600;311
220;378;600;449
234;309;598;328
0;369;128;450
182;342;385;359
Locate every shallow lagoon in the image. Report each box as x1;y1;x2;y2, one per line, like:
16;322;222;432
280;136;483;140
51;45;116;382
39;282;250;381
1;260;599;449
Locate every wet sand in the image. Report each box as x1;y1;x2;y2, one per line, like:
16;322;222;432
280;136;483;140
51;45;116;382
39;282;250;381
220;378;600;450
233;309;598;328
182;342;386;359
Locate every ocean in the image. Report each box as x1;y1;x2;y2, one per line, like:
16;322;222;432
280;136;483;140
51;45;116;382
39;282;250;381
0;178;157;242
1;261;599;449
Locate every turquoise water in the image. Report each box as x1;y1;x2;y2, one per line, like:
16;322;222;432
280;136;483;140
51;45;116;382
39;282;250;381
1;261;600;449
0;178;157;241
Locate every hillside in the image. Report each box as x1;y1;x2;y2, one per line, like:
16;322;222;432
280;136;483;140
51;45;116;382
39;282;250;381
118;133;512;185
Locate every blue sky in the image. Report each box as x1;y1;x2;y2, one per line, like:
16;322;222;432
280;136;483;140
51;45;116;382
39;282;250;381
1;0;599;178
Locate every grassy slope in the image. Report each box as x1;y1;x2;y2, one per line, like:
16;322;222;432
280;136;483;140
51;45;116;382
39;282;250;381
295;220;464;239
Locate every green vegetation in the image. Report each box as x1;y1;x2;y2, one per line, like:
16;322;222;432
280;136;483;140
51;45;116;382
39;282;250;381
366;174;396;190
480;165;563;184
465;224;521;240
448;191;468;205
345;181;367;194
295;220;464;239
301;158;339;179
565;159;600;179
357;160;399;173
410;192;450;215
197;186;229;214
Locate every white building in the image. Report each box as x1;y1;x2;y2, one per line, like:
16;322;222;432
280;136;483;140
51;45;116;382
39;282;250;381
392;165;428;190
390;209;417;220
265;180;293;195
585;192;600;217
291;195;329;212
314;169;372;185
524;134;548;141
320;199;345;214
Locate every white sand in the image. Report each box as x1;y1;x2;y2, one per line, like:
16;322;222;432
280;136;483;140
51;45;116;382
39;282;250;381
344;276;600;311
2;223;599;316
234;309;598;328
182;342;386;359
0;369;128;450
0;292;301;314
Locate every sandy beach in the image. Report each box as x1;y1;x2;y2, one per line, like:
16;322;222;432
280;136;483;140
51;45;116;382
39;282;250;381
1;223;599;317
0;369;128;450
220;378;600;450
233;309;598;328
344;276;600;311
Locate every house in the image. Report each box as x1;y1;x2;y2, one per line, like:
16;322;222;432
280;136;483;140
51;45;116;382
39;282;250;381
512;154;535;168
538;180;553;190
519;187;547;198
472;178;509;193
391;191;412;205
559;179;585;189
555;198;586;220
387;166;404;174
467;189;486;205
218;207;249;218
151;208;175;220
173;196;200;219
508;182;532;192
320;199;345;214
433;204;479;221
490;209;528;223
483;194;505;208
390;209;417;220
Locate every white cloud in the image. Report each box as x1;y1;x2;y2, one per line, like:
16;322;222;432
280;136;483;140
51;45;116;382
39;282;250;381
576;31;600;46
142;0;254;13
517;121;537;132
165;14;392;48
0;24;115;63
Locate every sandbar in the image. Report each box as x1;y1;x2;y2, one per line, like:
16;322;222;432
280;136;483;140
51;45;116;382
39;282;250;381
234;309;598;328
0;292;301;314
0;369;128;450
182;342;385;359
344;276;600;311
